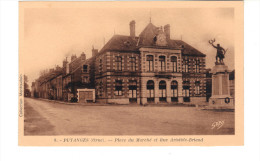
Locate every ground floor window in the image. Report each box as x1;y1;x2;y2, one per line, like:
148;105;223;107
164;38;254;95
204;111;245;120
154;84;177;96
183;81;190;102
159;80;167;102
115;80;123;96
183;88;190;102
195;81;200;95
147;80;154;102
129;80;137;103
171;81;178;102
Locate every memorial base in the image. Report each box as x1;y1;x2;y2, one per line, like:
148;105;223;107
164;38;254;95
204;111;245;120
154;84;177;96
208;63;234;109
209;96;234;109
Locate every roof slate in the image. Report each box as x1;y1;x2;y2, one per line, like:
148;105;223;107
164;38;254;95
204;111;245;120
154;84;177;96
98;22;206;57
173;40;206;57
137;23;159;47
98;35;139;54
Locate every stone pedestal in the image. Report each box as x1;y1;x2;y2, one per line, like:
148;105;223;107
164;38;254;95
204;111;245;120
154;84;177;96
209;64;234;109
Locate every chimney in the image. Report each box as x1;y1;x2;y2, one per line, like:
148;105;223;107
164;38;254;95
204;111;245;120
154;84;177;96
92;48;98;57
181;45;185;54
56;65;61;71
71;54;77;62
63;58;68;68
66;63;69;74
129;20;135;38
49;68;54;73
164;24;170;40
81;52;86;60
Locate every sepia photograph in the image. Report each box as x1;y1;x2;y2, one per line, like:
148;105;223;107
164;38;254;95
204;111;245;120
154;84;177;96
18;1;244;146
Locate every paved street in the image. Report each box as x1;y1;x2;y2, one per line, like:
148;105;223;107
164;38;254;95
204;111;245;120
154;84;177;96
24;98;234;135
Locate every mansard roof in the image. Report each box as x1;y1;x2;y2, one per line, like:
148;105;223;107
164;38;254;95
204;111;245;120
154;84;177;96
98;35;139;54
137;23;159;47
38;69;63;85
98;22;206;57
174;40;206;57
68;56;95;75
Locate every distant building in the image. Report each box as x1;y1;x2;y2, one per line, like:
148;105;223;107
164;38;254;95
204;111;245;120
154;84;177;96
31;82;36;97
62;52;95;101
33;52;94;102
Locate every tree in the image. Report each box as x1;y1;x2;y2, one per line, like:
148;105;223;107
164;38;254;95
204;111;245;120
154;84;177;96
24;75;31;97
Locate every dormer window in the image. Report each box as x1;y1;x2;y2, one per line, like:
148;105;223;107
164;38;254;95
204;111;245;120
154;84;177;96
124;41;131;47
153;36;157;43
83;65;88;73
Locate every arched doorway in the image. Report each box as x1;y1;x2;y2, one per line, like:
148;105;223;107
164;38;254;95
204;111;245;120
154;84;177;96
147;80;155;103
171;81;178;102
159;80;167;102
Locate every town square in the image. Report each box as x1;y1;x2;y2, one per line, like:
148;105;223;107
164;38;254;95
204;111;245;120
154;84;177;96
22;7;235;136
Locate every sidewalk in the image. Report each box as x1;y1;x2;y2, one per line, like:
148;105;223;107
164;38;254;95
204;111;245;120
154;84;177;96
36;98;109;106
31;97;202;107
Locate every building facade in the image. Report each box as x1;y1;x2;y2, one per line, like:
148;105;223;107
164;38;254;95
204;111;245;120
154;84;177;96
94;21;207;104
32;20;212;105
33;52;95;102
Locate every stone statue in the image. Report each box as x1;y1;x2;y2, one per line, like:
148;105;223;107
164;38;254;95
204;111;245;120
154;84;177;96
208;39;228;64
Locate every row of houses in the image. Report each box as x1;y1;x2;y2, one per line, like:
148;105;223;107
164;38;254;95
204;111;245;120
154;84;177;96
31;52;95;102
31;20;235;105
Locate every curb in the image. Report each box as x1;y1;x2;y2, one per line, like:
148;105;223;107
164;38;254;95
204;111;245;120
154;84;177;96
29;97;209;108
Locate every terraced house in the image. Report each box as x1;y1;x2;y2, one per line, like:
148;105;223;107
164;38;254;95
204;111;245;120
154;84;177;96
94;20;206;104
32;52;95;102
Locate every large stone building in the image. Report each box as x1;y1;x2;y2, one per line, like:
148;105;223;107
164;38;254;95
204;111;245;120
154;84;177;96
32;20;209;105
94;21;206;104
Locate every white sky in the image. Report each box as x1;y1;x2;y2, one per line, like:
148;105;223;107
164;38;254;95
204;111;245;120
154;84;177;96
23;7;234;87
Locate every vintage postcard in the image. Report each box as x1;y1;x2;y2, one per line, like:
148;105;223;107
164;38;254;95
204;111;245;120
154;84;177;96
18;1;244;146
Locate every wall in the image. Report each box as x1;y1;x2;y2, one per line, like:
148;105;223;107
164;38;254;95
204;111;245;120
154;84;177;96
95;51;141;103
182;56;207;98
189;97;207;105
